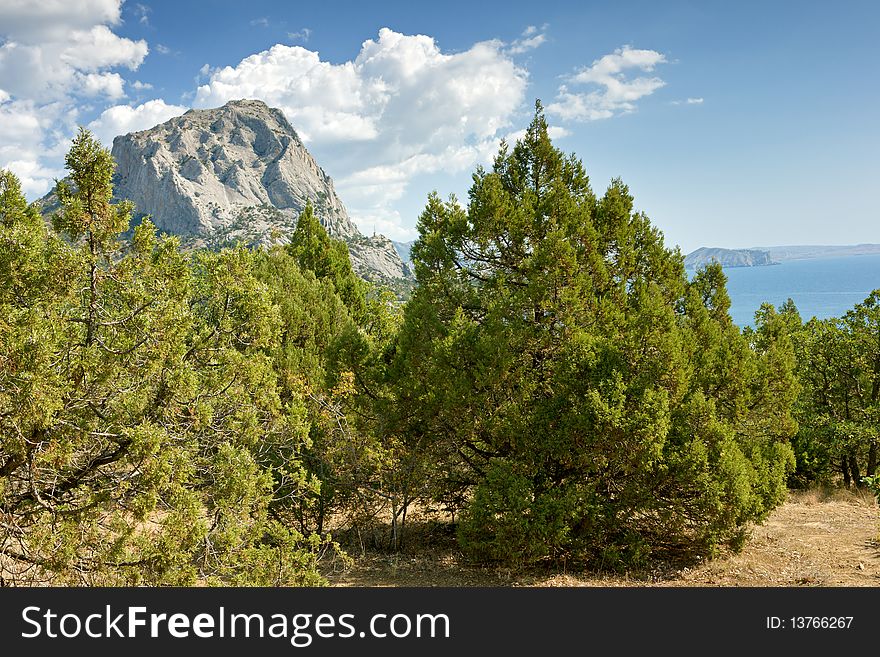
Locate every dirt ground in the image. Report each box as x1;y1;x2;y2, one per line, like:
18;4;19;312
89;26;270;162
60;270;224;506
323;488;880;587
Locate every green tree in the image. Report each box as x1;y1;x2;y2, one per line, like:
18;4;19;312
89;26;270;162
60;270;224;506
252;246;364;537
287;202;368;324
276;203;409;549
394;103;797;567
0;132;325;585
794;291;880;487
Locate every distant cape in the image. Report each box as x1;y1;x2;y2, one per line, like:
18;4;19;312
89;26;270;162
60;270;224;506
685;244;880;269
685;247;776;269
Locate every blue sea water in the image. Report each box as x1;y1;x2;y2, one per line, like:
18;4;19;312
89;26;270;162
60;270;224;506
713;254;880;327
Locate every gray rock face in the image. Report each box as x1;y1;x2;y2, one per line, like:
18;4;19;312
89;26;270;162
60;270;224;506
109;99;409;282
391;239;416;269
348;233;412;281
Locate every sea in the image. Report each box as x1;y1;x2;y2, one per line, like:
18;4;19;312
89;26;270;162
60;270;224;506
705;254;880;328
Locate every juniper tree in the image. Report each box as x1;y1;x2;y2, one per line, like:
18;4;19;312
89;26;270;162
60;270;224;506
793;291;880;486
0;132;326;585
394;103;797;566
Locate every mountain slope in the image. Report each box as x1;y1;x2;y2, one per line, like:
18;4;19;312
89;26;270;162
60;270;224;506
391;239;415;268
105;99;408;283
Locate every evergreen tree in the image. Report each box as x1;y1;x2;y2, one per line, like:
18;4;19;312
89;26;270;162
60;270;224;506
287;202;368;324
395;103;797;566
794;291;880;486
0;132;325;585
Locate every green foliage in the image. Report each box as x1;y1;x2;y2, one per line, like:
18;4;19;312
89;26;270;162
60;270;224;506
287;202;369;325
251;245;370;536
792;291;880;487
2;112;831;582
863;474;880;504
395;103;798;567
0;134;328;586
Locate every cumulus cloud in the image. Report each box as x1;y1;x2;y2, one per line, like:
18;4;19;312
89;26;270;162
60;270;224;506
0;99;68;196
87;99;189;147
61;25;148;72
77;71;126;98
0;0;122;40
547;46;667;121
0;11;147;102
194;28;528;233
0;0;150;198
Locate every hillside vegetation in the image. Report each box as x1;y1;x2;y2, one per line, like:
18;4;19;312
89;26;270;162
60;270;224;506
1;105;878;585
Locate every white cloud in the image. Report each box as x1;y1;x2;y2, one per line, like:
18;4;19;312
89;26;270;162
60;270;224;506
194;28;528;232
509;34;545;54
61;25;148;71
133;3;151;26
288;28;312;43
77;71;126;98
508;24;549;54
0;1;151;198
354;209;418;242
547;46;667;121
0;0;122;40
156;44;171;55
686;97;703;104
0;9;147;102
131;80;153;90
504;125;571;143
570;47;665;84
0;101;43;150
0;99;67;196
87;99;188;147
250;17;270;28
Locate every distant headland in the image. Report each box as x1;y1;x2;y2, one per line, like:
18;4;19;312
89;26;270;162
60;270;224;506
685;244;880;269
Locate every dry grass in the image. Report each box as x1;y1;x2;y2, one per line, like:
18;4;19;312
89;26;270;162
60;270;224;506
322;488;880;587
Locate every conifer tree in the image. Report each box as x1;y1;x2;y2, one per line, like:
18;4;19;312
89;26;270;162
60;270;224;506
395;103;797;566
287;202;368;323
794;291;880;486
0;132;326;585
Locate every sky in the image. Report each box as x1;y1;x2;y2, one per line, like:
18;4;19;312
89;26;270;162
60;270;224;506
0;0;877;253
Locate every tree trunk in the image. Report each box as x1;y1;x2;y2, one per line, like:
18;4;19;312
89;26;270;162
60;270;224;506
86;225;98;348
867;441;878;478
842;455;852;488
848;453;862;487
399;497;409;552
390;498;399;552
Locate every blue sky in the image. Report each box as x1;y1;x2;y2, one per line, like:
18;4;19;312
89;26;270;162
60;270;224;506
0;1;877;253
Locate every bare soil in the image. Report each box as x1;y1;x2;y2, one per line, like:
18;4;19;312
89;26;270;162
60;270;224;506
322;489;880;587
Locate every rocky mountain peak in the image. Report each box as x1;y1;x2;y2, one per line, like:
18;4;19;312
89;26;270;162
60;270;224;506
108;99;409;282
